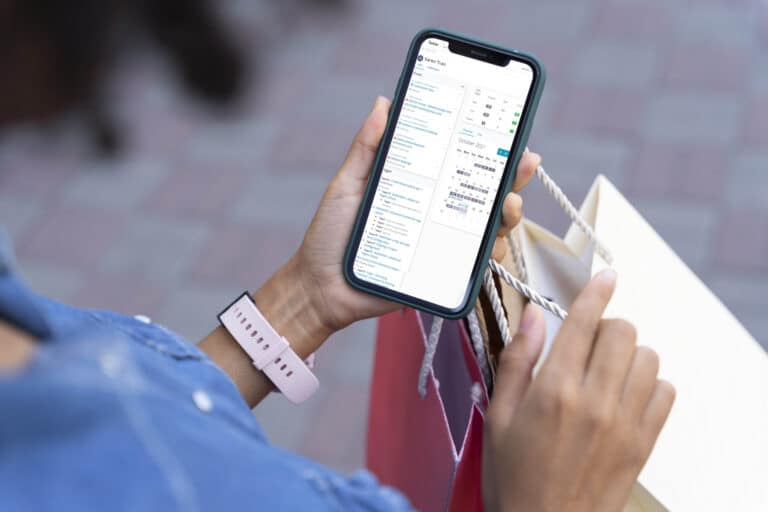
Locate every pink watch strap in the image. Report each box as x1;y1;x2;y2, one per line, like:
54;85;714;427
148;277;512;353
218;292;319;404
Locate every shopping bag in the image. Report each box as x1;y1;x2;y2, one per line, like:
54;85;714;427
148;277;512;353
514;175;768;510
367;309;489;512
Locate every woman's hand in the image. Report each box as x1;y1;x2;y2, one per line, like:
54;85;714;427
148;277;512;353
294;96;541;337
209;96;540;407
483;272;676;512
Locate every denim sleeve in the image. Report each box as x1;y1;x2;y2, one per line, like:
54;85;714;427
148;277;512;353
0;228;416;512
298;468;415;512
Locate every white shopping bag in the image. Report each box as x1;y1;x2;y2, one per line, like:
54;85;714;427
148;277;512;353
517;175;768;510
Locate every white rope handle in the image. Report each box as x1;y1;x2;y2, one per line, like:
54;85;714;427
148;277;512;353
416;150;612;395
483;268;512;345
528;148;613;265
466;310;492;388
417;316;444;397
488;259;567;320
508;230;528;283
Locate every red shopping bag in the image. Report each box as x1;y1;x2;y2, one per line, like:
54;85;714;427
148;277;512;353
367;309;489;512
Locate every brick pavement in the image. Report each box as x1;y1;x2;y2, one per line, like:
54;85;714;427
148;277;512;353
1;0;766;473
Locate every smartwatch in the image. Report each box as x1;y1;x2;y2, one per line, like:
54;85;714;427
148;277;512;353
218;292;319;404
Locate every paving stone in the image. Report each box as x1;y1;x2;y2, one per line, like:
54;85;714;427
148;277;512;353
744;94;768;147
521;42;571;86
712;209;768;272
125;106;199;157
267;116;363;172
230;172;330;229
16;261;84;304
590;3;673;40
155;283;241;342
179;118;276;168
143;163;252;221
552;86;648;137
725;150;768;211
632;200;718;273
187;223;303;289
496;2;596;42
332;29;411;81
531;133;631;193
355;0;439;39
428;0;522;42
526;84;562;136
16;206;125;269
642;92;744;145
625;143;727;201
0;151;81;199
298;384;371;472
673;2;755;48
101;217;209;283
571;41;658;89
751;48;768;94
318;318;377;385
660;42;750;92
69;273;171;317
262;26;342;75
252;392;326;457
297;76;393;124
61;157;170;212
0;194;43;239
707;272;768;349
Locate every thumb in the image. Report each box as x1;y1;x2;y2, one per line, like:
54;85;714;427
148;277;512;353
490;303;546;422
338;96;390;181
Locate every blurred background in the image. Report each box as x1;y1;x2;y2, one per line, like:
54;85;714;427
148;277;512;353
1;0;766;473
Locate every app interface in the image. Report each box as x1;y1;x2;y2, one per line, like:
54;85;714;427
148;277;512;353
352;37;534;309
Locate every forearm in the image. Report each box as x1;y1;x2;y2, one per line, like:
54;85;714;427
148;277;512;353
198;255;333;408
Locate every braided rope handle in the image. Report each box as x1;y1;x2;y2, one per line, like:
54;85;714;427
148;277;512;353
483;268;513;345
534;164;613;265
417;316;444;397
466;310;492;388
417;152;613;396
488;259;568;320
482;154;614;345
508;230;529;283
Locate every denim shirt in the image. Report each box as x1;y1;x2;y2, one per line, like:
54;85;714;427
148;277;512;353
0;232;413;512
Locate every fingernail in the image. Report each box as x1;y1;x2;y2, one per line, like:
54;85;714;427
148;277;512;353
597;268;617;286
372;95;387;111
518;303;539;335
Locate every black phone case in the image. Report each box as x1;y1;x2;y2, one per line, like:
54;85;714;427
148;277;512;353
343;28;546;319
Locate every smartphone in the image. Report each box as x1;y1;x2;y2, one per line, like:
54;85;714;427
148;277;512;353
343;29;545;318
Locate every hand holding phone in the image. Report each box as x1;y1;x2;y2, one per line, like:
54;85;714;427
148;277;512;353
290;96;539;343
344;29;545;317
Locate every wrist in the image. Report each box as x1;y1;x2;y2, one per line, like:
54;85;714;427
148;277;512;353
252;256;334;358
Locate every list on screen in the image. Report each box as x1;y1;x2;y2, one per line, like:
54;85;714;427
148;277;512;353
353;37;534;309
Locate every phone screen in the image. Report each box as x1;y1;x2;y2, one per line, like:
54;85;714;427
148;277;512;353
351;36;536;311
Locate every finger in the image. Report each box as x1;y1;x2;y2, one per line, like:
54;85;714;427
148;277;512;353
497;193;523;236
491;236;507;262
512;151;540;192
541;269;617;382
620;346;660;419
639;379;676;448
338;96;391;181
583;319;637;403
491;193;522;261
489;304;546;424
